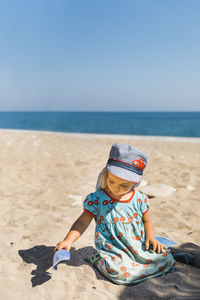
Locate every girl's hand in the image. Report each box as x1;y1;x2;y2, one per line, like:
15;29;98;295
54;240;71;253
145;237;167;254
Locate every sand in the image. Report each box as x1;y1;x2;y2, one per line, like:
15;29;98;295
0;130;200;300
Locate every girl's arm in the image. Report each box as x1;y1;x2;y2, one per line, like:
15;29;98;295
142;212;166;253
54;211;94;252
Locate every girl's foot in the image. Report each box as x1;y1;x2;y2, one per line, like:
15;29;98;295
86;252;101;266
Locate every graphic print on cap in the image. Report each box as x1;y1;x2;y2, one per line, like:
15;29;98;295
132;157;146;170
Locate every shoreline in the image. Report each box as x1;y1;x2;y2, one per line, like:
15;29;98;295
1;128;200;143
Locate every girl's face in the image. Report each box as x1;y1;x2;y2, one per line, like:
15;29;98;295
106;172;135;197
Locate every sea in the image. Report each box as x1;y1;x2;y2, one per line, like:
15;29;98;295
0;111;200;138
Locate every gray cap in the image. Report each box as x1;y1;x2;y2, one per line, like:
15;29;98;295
106;143;148;183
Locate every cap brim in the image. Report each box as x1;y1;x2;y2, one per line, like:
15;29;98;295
107;165;141;183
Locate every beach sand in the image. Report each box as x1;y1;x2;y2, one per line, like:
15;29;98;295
0;130;200;300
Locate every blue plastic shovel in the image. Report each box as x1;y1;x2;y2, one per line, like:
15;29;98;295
155;236;177;248
53;249;70;270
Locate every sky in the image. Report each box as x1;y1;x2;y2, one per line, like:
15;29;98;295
0;0;200;111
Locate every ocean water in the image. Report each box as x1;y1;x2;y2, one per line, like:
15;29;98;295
0;111;200;138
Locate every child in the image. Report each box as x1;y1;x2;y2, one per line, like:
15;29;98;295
55;143;175;285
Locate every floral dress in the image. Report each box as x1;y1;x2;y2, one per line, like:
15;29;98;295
83;189;175;285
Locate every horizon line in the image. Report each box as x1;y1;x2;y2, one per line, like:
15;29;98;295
0;110;199;113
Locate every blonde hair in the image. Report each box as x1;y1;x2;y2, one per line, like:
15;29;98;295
100;168;139;190
101;169;108;189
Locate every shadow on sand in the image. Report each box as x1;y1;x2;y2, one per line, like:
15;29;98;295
19;242;200;299
18;245;97;287
119;243;200;300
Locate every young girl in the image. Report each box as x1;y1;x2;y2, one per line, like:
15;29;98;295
55;143;175;285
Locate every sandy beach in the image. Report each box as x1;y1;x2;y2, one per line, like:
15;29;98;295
0;130;200;300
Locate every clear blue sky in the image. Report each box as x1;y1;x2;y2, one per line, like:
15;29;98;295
0;0;200;111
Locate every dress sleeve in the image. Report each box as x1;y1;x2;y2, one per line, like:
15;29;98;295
83;192;99;218
140;194;149;215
